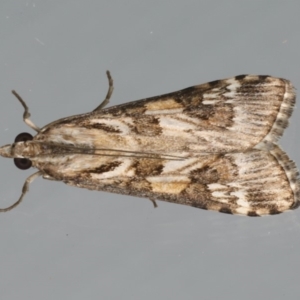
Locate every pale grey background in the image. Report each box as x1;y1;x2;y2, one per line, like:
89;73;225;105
1;1;300;299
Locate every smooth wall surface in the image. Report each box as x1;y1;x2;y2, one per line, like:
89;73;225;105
1;1;300;299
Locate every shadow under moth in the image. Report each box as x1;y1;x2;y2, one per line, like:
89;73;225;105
0;72;299;216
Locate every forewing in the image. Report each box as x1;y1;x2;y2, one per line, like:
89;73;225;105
37;145;300;216
37;75;295;154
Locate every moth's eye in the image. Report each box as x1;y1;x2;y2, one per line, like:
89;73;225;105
14;132;33;143
13;133;33;169
14;158;32;170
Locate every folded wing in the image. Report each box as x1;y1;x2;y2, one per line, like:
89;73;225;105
37;75;295;154
37;145;299;216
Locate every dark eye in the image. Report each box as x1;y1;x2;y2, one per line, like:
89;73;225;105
13;132;33;170
14;132;33;142
14;158;32;170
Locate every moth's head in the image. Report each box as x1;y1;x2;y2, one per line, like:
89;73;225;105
0;132;33;170
0;143;13;158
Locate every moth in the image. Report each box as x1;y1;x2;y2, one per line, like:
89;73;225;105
0;72;299;216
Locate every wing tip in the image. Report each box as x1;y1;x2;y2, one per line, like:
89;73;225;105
262;78;296;144
270;145;300;211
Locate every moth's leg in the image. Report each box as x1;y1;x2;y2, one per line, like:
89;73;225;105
93;70;114;111
12;90;41;132
42;174;60;181
0;171;42;212
149;198;158;208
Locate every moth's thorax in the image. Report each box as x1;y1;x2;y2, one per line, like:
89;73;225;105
0;141;45;159
0;140;80;160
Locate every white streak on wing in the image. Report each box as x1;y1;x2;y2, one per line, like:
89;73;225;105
208;183;231;202
159;116;197;130
202;99;221;105
91;159;133;179
176;114;200;125
145;108;183;115
50;155;95;170
45;127;95;147
207;183;227;190
202;93;221;105
204;78;241;104
235;207;252;215
162;158;199;174
211;191;231;204
223;78;241;98
191;130;244;151
146;176;189;183
202;78;241;105
224;78;241;98
69;157;97;170
208;183;251;208
235;193;251;208
89;118;131;134
202;86;223;105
